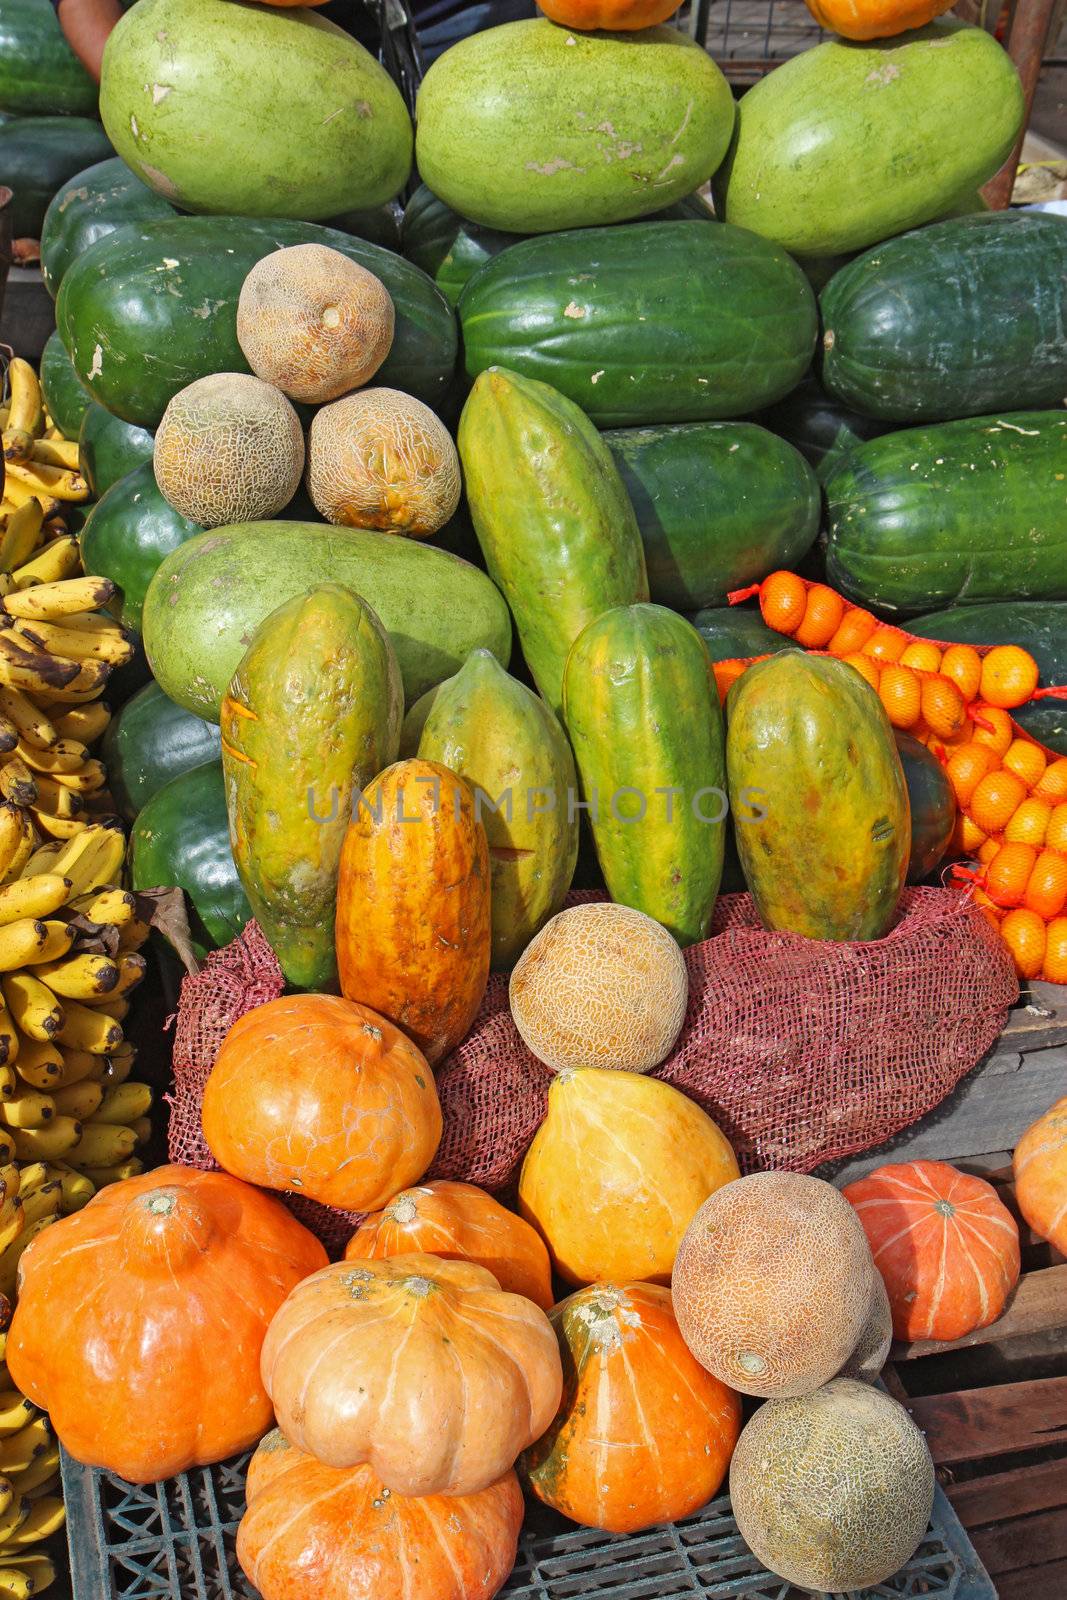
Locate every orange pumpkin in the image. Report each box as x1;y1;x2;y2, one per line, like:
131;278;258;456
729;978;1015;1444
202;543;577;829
843;1160;1020;1343
345;1180;553;1310
802;0;954;40
336;759;491;1064
1014;1095;1067;1253
238;1430;524;1600
261;1253;563;1495
537;0;680;28
202;994;442;1211
525;1283;741;1532
7;1167;326;1483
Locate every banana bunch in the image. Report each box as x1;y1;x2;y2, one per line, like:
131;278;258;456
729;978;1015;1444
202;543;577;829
0;1307;64;1595
2;362;87;526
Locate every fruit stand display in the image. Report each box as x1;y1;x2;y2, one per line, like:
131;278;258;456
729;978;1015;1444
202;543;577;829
1;0;1067;1596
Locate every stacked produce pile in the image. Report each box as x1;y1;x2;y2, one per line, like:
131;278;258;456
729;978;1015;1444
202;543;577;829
2;0;1066;1593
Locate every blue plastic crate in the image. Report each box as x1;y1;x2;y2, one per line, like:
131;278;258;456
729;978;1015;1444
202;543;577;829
61;1447;997;1600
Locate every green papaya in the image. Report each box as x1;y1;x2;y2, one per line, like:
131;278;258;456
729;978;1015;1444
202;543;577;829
80;462;203;635
78;403;155;498
418;648;579;969
895;730;956;885
39;329;91;439
725;651;909;940
104;680;221;821
458;366;648;715
220;584;403;991
129;759;250;959
562;603;725;947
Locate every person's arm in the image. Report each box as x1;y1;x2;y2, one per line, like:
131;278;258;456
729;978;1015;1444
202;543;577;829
55;0;124;84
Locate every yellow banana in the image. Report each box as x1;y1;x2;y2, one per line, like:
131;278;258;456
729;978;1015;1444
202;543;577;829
117;918;150;954
9;1122;78;1163
0;1482;11;1523
45;761;106;796
130;1116;152;1145
26;780;80;822
0;1007;15;1070
12;620;131;668
82;996;127;1024
48;1048;102;1090
0;1564;34;1598
0;506;43;577
14;1186;60;1230
0;1071;13;1103
11;1040;61;1092
49;826;125;898
53;996;121;1055
99;1044;135;1087
0;1168;17;1206
0;1554;55;1592
28;438;78;471
33;951;116;1000
4;578;116;623
52;702;109;744
15;1446;59;1499
16;846;62;883
0;1502;29;1552
2;361;44;461
71;886;133;928
0;1214;57;1298
0;877;70;928
0;1092;54;1131
53;1166;93;1213
64;1121;136;1169
26;812;84;841
20;922;76;968
0;1396;33;1443
0;813;28;889
10;1166;45;1199
0;637;78;699
2;461;87;505
0;1202;22;1259
0;925;61;975
15;740;85;775
81;1158;142;1188
0;1496;63;1547
49;1080;101;1121
0;967;60;1045
92;1080;151;1125
0;1135;13;1171
0;770;33;815
10;538;80;590
0;486;58;522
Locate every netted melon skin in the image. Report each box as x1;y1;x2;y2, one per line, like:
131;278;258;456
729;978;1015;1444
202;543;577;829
730;1378;935;1592
237;243;396;405
837;1268;892;1384
672;1171;874;1398
153;372;305;529
509;902;688;1073
307;386;461;538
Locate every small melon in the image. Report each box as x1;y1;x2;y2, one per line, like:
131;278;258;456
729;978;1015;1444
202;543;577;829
306;387;461;538
236;244;395;405
153;373;304;530
729;1378;935;1592
671;1171;874;1397
509;902;688;1073
837;1268;893;1385
519;1066;739;1287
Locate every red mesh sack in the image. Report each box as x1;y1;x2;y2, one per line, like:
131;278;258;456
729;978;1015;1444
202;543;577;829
428;887;1018;1189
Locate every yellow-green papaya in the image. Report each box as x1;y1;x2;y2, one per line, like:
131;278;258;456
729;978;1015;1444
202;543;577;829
418;648;578;968
220;584;403;990
725;651;910;940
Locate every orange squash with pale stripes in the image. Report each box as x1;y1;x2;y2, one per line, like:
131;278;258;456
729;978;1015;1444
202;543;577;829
525;1282;741;1532
1014;1095;1067;1254
345;1179;553;1309
843;1159;1020;1343
238;1429;523;1600
261;1253;563;1496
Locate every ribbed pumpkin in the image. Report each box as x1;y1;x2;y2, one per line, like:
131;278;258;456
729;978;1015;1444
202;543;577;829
307;387;461;537
345;1180;552;1309
524;1283;741;1532
238;1430;524;1600
509;902;689;1073
538;0;679;24
417;649;579;969
803;0;953;41
519;1067;739;1287
335;758;491;1064
237;243;395;403
152;372;304;528
261;1254;563;1495
202;995;442;1212
672;1172;875;1398
1014;1095;1067;1253
6;1167;326;1483
729;1379;935;1592
843;1159;1021;1342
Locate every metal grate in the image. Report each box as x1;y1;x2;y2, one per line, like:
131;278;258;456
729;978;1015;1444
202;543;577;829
689;0;829;79
62;1447;996;1600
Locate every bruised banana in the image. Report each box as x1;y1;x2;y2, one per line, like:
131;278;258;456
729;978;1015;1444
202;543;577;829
0;506;43;576
1;362;44;463
2;577;116;623
0;877;70;927
2;461;88;506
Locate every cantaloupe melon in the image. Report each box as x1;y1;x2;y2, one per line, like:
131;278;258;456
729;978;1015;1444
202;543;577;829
518;1066;739;1287
236;244;395;404
729;1378;935;1591
838;1269;892;1384
509;902;688;1073
306;387;461;538
153;373;304;529
671;1171;874;1397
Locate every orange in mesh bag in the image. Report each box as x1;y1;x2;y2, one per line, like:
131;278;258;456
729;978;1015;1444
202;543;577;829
168;892;1017;1253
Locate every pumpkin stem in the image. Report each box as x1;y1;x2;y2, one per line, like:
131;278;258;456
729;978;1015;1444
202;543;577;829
122;1185;214;1270
934;1199;956;1217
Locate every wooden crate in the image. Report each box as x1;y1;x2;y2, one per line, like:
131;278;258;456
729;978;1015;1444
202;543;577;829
883;1169;1067;1600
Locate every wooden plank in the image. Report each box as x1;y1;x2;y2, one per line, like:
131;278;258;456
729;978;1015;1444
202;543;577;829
970;1506;1067;1575
830;1043;1067;1183
895;1265;1067;1360
1000;984;1067;1051
946;1458;1067;1526
995;1561;1067;1600
905;1376;1067;1463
